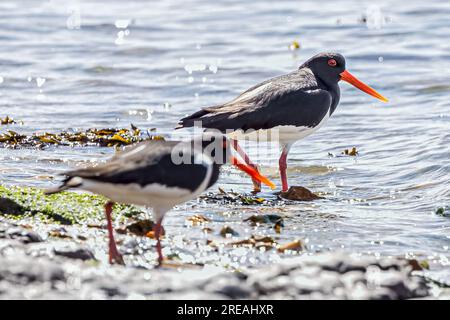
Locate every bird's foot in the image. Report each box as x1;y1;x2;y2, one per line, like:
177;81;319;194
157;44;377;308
251;180;262;194
154;259;164;268
108;243;125;265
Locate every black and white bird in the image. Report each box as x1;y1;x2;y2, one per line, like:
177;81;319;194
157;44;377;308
177;52;388;192
45;133;274;265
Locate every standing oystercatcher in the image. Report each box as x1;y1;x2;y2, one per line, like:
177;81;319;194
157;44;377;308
177;52;388;192
45;133;274;265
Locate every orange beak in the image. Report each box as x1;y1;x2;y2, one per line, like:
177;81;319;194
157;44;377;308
231;156;276;190
340;70;388;103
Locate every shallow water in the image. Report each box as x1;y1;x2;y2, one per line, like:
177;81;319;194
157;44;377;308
0;1;449;281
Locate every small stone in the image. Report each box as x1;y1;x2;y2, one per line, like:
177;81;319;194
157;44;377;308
117;219;164;237
279;186;323;201
220;226;239;237
405;259;428;271
187;214;210;226
0;198;25;216
48;228;72;239
5;227;42;243
244;214;283;225
274;220;283;233
53;246;96;261
0;255;65;284
202;227;213;233
277;239;303;253
229;235;275;249
203;276;251;299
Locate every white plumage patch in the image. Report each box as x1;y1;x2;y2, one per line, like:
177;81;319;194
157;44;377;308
233;82;273;103
72;153;214;212
80;179;194;207
67;176;83;187
227;109;330;145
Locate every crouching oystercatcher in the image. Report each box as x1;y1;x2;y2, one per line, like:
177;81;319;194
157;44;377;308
177;52;388;192
45;133;274;265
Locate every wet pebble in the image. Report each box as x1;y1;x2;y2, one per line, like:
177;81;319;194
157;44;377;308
203;275;251;299
279;186;323;201
0;251;431;299
220;226;239;237
53;245;96;261
0;198;25;216
0;218;434;300
0;255;65;284
1;226;42;244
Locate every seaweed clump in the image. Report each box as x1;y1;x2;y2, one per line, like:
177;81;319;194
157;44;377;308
0;115;21;125
0;124;164;148
436;206;450;217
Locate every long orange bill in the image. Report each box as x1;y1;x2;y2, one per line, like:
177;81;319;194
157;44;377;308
231;156;276;190
340;70;388;103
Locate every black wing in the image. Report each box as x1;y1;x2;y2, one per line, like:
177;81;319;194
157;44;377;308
65;140;210;192
177;69;332;132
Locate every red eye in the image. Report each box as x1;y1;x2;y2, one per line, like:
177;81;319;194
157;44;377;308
328;59;337;67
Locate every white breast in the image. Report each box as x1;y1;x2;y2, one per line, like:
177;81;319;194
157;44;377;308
78;156;213;209
227;109;330;145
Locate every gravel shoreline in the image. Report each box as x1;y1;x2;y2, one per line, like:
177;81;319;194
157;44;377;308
0;218;439;300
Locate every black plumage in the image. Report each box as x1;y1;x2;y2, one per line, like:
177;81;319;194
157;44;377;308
65;143;211;192
176;52;387;193
44;134;232;266
177;53;345;132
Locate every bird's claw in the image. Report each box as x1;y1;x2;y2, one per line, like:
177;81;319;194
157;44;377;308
109;253;125;265
108;244;125;265
251;185;261;194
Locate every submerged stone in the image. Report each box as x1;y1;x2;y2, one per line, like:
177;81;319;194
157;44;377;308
279;186;323;201
53;245;96;261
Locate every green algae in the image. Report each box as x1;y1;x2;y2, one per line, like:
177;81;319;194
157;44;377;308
436;206;450;217
0;185;144;225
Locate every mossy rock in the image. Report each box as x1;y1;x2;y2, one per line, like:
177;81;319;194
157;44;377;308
0;185;144;225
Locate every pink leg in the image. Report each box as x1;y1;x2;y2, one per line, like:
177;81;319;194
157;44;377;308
279;145;291;192
153;217;164;266
104;202;125;265
231;139;261;192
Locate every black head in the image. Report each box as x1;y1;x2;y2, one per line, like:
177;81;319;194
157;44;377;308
301;52;388;102
301;52;346;86
171;132;230;167
186;132;275;189
189;132;230;166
